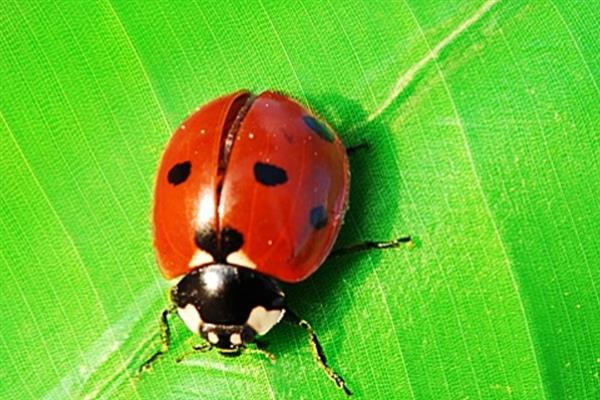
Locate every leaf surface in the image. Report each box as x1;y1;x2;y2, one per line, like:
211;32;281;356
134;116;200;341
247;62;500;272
1;1;599;398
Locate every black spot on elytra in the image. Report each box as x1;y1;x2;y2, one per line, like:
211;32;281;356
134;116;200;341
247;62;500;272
194;225;244;263
303;115;334;143
310;206;328;229
254;162;288;186
168;161;191;185
195;225;218;260
221;227;244;257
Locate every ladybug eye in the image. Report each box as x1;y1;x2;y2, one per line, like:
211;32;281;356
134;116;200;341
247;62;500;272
167;161;191;185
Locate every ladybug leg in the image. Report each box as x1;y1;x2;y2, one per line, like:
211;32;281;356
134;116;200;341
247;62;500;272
244;344;276;364
284;310;352;396
137;305;177;376
176;342;212;363
330;236;413;258
345;140;370;155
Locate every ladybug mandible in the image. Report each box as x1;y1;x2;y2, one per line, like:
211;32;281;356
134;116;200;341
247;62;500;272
140;90;411;395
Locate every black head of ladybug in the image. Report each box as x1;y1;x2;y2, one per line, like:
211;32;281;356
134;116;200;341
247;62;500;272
171;264;286;350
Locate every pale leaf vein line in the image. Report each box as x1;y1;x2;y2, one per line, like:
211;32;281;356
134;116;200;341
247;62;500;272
368;0;500;122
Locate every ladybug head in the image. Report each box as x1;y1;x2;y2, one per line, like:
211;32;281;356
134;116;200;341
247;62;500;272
171;264;286;350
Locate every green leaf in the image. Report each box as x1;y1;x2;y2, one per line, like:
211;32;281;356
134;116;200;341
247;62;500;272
1;1;599;398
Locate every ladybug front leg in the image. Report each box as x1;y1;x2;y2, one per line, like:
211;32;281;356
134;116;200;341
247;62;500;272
244;343;276;364
137;305;177;376
330;236;413;258
175;342;212;363
284;309;352;396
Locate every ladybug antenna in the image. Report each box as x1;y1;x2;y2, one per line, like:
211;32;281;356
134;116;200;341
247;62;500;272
284;309;352;396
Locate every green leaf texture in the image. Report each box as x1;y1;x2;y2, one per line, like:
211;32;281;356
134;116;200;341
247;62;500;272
1;1;599;399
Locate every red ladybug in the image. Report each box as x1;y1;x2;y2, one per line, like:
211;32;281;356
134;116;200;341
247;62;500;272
143;90;410;395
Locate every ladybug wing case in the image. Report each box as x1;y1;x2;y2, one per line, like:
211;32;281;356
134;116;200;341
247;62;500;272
219;92;350;283
153;91;252;280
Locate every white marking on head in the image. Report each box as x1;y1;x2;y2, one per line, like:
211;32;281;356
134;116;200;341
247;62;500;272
188;249;214;268
230;333;242;346
207;331;219;344
226;251;257;269
177;304;202;334
246;306;284;335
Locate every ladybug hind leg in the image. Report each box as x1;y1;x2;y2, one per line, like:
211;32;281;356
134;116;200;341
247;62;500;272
345;140;370;155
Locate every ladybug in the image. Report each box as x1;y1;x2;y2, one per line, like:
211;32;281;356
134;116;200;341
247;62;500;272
141;90;411;395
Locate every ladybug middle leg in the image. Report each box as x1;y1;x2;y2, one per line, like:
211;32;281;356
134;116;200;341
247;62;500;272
284;309;352;396
330;236;413;258
137;305;177;376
